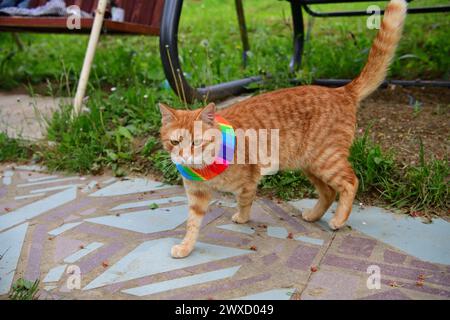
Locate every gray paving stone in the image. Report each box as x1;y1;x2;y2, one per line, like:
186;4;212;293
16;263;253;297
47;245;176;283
0;163;449;300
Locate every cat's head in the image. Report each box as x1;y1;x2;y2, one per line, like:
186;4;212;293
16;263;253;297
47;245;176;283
159;103;220;168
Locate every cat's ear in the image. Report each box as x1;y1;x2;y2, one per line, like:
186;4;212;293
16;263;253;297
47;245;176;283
159;103;177;125
197;103;216;126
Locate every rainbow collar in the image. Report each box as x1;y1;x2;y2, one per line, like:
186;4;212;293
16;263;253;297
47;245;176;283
175;115;235;181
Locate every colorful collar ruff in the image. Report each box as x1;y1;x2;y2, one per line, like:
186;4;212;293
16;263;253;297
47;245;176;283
175;115;235;181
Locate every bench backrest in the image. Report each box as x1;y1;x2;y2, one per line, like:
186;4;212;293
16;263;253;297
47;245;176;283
28;0;164;28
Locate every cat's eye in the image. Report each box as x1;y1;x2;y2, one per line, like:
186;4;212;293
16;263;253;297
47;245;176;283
170;140;180;146
192;139;202;146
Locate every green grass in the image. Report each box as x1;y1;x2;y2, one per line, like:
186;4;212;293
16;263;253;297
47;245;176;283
0;0;448;215
349;127;395;193
0;132;34;162
381;141;449;214
9;278;40;300
1;0;448;91
260;171;314;200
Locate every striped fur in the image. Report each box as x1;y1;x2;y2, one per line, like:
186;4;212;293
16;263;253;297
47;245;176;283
160;0;407;258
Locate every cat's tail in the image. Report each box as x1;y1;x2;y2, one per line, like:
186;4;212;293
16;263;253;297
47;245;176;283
346;0;407;101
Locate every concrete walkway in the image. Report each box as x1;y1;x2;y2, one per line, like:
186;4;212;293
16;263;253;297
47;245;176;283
0;164;449;300
0;92;69;141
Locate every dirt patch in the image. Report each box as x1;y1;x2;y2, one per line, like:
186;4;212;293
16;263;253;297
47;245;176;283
357;86;449;165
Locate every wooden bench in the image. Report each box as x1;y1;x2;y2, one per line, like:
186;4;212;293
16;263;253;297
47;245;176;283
0;0;164;35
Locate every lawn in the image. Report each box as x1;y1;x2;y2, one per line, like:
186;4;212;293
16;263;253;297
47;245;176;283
0;0;448;216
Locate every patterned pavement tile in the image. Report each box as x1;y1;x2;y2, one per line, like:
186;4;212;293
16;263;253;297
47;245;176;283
53;237;85;262
383;249;407;264
111;196;187;211
360;288;412;300
0;187;77;232
64;242;104;264
290;199;450;265
0;164;449;300
43;264;67;283
234;288;293;300
301;270;361;300
83;238;252;291
122;266;241;297
48;222;83;237
85;205;189;234
338;235;377;258
0;223;28;294
216;224;255;235
89;178;170;197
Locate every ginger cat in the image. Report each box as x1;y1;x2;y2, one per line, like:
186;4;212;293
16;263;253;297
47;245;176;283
159;0;407;258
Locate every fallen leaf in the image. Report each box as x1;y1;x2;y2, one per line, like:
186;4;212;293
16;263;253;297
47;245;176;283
149;203;159;210
410;211;423;218
389;281;403;288
307;287;325;296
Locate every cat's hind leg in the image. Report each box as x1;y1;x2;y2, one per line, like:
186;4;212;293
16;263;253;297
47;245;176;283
301;172;336;222
232;184;257;224
325;162;358;230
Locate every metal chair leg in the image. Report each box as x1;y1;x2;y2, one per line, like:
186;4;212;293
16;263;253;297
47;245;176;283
289;0;305;73
235;0;250;68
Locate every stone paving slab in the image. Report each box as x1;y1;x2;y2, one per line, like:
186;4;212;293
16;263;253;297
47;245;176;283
0;163;449;300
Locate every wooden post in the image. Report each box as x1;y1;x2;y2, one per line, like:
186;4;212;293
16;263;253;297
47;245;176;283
72;0;108;118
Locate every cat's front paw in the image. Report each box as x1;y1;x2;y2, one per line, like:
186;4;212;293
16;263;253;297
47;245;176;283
171;244;193;258
301;208;321;222
232;212;249;224
328;217;346;230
